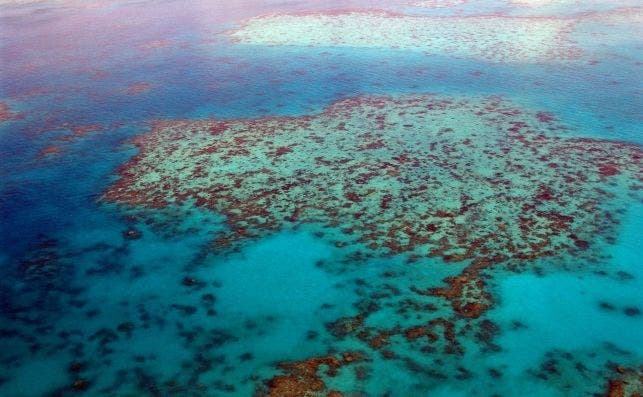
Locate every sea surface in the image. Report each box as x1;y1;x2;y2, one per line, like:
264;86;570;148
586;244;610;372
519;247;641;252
0;1;641;396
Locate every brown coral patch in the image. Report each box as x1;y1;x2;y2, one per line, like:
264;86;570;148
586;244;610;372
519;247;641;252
604;366;643;397
0;101;23;123
262;352;365;397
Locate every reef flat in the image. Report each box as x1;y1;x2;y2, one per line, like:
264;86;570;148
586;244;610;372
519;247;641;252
229;11;580;64
105;94;642;271
104;94;642;394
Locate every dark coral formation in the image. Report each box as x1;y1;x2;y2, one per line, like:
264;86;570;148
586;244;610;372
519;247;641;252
259;352;366;397
605;366;643;397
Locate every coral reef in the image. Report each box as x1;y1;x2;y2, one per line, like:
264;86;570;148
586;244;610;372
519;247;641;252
605;366;643;397
259;352;366;397
0;101;22;122
104;94;642;322
228;10;581;63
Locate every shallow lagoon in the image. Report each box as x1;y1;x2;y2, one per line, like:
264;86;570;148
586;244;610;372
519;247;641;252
0;0;641;396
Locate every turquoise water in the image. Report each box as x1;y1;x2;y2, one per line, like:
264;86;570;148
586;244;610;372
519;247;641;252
0;1;641;396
